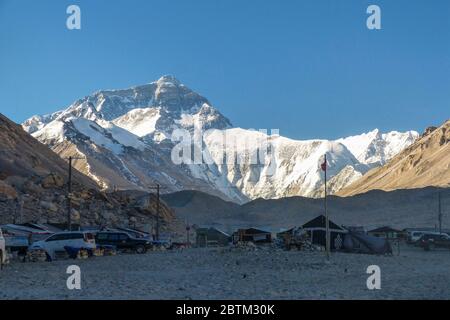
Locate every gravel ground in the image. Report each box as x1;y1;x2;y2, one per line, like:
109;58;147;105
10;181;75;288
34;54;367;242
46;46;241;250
0;244;449;300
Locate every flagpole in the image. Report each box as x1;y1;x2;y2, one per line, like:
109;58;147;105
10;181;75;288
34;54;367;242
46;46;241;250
325;154;330;260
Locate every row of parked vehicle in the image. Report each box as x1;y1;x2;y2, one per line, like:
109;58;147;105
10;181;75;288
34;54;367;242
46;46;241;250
30;230;155;260
0;225;169;264
408;230;450;250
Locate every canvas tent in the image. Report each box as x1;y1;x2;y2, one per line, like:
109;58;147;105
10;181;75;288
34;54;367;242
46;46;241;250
368;226;404;239
302;215;347;251
196;227;231;247
276;228;296;240
233;228;272;244
343;232;392;255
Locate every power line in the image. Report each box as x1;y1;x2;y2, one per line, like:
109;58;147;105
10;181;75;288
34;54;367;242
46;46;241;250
147;184;167;241
65;156;85;231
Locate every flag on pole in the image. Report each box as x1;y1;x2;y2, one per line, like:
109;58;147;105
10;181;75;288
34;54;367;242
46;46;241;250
320;157;327;172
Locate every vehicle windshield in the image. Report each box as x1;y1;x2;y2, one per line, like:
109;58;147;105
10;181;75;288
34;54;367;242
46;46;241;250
121;232;134;239
43;233;57;241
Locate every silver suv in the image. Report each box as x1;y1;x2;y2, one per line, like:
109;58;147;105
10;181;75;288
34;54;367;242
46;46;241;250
0;227;7;269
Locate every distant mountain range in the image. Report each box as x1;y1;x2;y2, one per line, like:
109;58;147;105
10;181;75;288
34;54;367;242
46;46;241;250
23;76;419;203
163;187;450;231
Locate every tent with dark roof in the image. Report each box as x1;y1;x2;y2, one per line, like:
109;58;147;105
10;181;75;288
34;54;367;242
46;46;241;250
302;215;393;254
302;215;348;251
368;226;404;239
196;227;231;247
232;228;272;244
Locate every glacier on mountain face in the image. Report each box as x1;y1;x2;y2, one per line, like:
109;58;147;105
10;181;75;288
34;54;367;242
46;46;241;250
112;108;161;137
23;76;419;203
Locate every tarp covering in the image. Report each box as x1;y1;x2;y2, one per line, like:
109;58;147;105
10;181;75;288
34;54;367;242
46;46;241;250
343;232;392;255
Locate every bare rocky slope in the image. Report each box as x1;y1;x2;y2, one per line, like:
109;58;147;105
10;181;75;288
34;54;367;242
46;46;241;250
0;113;174;229
339;120;450;197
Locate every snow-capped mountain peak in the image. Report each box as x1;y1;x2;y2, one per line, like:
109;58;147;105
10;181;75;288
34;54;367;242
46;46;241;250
338;128;419;166
22;76;419;202
24;76;232;141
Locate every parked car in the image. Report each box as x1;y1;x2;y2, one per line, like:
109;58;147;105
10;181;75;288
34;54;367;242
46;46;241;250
418;233;450;251
0;228;7;269
2;230;29;255
28;231;96;260
408;231;443;244
95;232;152;254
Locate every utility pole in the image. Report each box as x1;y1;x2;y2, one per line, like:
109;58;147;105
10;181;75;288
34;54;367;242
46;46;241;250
66;156;84;231
148;184;166;241
13;198;18;224
67;157;73;231
321;154;330;260
324;154;330;260
186;219;191;245
18;196;24;224
13;197;23;225
439;191;442;234
156;184;160;241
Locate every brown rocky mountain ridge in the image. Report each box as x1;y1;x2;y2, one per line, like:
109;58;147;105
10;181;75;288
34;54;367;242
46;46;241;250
0;113;174;230
338;119;450;197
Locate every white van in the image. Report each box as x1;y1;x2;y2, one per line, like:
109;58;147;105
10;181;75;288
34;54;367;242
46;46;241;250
28;231;96;260
0;227;7;269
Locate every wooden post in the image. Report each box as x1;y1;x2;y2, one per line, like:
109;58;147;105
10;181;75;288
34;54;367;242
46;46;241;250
67;157;72;231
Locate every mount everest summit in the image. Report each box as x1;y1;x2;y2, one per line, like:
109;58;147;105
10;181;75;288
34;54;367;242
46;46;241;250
22;76;419;203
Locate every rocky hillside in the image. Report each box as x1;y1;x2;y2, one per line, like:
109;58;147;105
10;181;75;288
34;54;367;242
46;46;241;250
339;120;450;197
0;113;174;229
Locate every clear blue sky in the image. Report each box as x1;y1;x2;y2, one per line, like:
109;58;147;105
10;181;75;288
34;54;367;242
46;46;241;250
0;0;449;139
